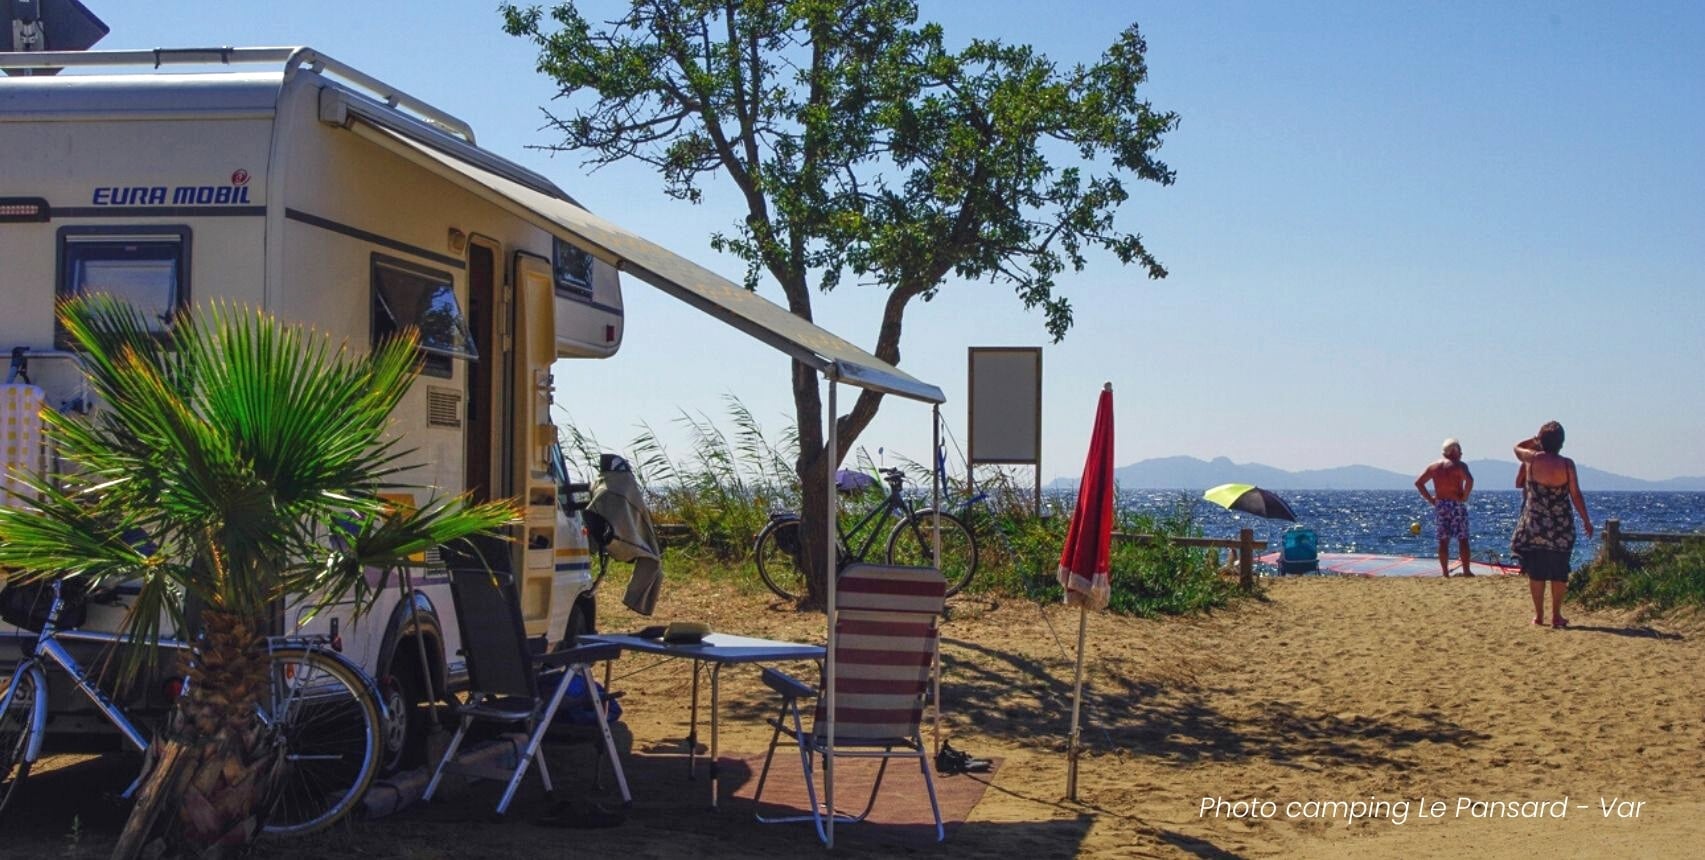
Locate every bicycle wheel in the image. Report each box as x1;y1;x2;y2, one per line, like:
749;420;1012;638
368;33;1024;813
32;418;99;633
0;665;40;818
886;509;978;597
754;517;808;601
260;647;381;836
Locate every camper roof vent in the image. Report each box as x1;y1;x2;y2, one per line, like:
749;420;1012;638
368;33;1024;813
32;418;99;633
426;387;461;428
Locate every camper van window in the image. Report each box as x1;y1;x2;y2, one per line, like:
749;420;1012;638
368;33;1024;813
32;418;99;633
55;227;190;347
553;237;594;298
371;255;477;379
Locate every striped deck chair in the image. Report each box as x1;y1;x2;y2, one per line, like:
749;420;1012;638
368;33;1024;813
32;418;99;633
752;563;946;843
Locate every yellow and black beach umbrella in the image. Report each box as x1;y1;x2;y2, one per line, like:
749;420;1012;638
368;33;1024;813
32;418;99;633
1203;483;1298;522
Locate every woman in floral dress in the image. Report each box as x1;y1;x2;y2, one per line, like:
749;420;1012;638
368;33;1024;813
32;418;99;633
1511;421;1594;628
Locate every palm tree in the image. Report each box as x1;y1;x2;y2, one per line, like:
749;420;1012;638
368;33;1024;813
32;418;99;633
0;296;517;857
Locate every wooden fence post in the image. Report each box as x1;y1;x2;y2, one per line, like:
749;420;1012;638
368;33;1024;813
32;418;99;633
1604;518;1621;562
1238;528;1254;592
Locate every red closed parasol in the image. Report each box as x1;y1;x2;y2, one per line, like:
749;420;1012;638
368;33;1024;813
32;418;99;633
1058;383;1116;609
1058;382;1114;800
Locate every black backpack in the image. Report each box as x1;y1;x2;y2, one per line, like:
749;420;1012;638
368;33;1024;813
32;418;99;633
0;577;88;632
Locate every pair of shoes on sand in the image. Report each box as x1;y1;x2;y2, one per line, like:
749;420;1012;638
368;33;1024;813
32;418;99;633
935;741;992;775
534;800;626;828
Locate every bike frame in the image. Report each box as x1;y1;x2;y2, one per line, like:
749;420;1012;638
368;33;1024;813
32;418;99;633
1;582;376;796
834;478;917;563
932;442;993;522
6;622;163;758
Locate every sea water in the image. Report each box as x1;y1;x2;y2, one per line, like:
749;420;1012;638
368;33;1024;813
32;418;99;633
1098;490;1705;568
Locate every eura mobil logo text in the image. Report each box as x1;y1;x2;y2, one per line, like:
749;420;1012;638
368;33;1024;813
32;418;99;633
91;169;254;206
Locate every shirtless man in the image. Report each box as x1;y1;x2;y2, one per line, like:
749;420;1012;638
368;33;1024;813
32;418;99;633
1415;438;1475;577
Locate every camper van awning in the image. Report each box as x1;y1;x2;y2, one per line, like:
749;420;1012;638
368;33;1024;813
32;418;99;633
343;121;945;405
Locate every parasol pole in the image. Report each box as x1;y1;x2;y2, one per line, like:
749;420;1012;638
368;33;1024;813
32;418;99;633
1067;600;1088;801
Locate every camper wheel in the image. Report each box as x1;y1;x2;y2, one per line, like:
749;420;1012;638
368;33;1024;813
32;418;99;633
379;646;436;773
563;596;595;647
378;676;409;772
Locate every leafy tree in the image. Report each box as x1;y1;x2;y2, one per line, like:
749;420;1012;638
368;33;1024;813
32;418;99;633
0;298;515;857
503;0;1177;605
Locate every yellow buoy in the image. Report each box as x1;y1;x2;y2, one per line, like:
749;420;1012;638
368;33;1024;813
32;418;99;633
1409;521;1422;536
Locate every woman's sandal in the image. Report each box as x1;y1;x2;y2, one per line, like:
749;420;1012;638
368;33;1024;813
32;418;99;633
1552;616;1569;629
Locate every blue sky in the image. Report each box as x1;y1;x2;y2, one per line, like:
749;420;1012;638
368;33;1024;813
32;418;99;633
97;1;1705;481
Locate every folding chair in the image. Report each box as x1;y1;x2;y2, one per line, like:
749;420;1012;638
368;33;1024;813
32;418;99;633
422;567;630;816
753;563;946;843
1280;526;1319;574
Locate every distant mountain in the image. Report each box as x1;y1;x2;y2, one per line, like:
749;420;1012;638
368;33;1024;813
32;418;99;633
1049;455;1705;491
1465;460;1705;492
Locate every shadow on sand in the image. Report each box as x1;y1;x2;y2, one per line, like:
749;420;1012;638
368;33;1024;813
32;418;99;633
1157;828;1248;858
1564;624;1684;640
929;635;1489;773
13;735;1092;859
3;749;142;838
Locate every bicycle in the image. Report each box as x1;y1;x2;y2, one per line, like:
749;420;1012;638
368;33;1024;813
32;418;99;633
0;580;383;835
753;467;977;601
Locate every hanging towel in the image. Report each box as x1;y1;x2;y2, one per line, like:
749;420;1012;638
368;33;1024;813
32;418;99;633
586;454;665;616
0;384;47;510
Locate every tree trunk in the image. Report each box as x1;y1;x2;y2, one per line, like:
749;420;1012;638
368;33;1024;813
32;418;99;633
112;611;279;860
790;357;830;611
110;718;190;860
795;448;831;611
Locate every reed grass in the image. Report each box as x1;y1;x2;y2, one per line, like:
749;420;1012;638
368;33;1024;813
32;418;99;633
559;399;1244;617
1572;537;1705;613
559;395;798;564
973;491;1240;616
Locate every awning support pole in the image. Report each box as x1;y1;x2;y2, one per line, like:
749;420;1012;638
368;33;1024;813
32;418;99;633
823;372;838;849
931;404;943;756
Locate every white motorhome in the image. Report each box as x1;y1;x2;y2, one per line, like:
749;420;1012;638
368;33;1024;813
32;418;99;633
0;47;621;765
0;45;944;771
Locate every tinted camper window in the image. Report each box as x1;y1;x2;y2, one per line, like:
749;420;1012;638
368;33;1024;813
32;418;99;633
371;255;477;378
553;237;593;298
56;227;190;346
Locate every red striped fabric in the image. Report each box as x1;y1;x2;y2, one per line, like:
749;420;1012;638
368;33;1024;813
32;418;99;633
837;564;947;614
836;647;933;667
839;576;946;597
834;676;927;695
812;563;946;741
838;618;936;637
835;706;924;724
813;703;925;736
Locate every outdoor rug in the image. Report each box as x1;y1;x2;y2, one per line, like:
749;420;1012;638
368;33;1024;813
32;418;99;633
618;749;1001;846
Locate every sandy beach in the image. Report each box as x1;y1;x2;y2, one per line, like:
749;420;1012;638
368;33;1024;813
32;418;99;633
14;571;1703;858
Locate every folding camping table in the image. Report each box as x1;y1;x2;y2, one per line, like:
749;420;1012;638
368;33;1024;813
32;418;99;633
581;632;824;809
